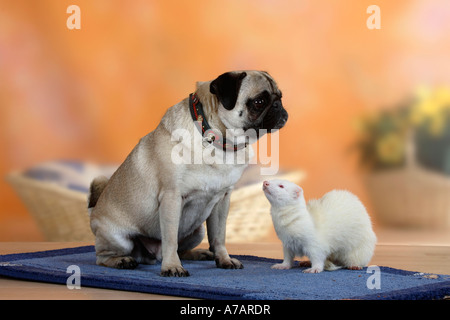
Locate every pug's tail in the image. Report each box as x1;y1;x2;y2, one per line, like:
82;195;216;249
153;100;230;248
87;176;109;214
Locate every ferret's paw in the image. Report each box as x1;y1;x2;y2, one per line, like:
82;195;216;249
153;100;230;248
303;267;323;274
347;266;363;270
271;263;292;270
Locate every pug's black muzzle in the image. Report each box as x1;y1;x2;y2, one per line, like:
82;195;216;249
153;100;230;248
261;99;288;132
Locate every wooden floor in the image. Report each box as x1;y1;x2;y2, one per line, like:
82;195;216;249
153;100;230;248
0;240;449;300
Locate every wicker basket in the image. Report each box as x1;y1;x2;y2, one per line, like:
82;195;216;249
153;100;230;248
364;138;450;230
221;170;304;242
7;170;304;242
7;172;94;241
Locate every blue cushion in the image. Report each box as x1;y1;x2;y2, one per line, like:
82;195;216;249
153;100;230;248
24;160;117;193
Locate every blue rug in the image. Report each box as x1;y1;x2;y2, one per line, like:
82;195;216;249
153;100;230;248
0;246;449;300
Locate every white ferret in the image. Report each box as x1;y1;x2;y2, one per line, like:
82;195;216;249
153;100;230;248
263;179;376;273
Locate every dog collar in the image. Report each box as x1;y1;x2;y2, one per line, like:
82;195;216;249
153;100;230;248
189;93;247;152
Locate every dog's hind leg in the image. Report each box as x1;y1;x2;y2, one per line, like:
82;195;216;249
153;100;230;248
131;237;159;265
178;225;214;261
94;229;138;269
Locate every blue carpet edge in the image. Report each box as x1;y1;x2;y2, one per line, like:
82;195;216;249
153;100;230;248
0;245;449;300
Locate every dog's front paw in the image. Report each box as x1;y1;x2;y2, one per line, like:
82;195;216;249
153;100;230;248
160;265;190;277
215;257;244;269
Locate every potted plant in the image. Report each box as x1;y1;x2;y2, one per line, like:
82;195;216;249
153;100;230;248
411;87;450;175
354;86;450;230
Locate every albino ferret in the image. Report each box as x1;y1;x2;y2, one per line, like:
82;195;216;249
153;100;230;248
263;180;376;273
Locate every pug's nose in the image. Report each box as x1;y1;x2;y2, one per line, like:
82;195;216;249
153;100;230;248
272;100;281;110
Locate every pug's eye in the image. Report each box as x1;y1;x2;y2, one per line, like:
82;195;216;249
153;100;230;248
253;98;265;107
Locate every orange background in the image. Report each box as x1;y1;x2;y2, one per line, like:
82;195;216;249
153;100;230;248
1;1;450;240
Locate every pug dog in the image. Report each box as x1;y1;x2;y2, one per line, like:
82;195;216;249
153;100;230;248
88;70;288;277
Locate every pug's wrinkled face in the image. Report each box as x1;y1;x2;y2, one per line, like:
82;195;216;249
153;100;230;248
210;71;288;136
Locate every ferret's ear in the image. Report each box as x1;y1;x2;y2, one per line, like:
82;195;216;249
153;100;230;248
294;186;303;199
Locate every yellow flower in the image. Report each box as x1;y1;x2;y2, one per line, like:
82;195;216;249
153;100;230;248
376;133;405;165
411;86;450;136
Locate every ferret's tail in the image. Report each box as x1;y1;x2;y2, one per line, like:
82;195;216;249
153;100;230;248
87;176;109;215
324;260;343;271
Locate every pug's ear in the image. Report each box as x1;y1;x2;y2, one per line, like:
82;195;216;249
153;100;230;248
210;71;247;110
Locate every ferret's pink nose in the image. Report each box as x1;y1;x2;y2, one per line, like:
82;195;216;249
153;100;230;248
263;181;269;187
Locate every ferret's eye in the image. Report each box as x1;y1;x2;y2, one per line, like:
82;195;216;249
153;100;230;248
279;185;284;188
